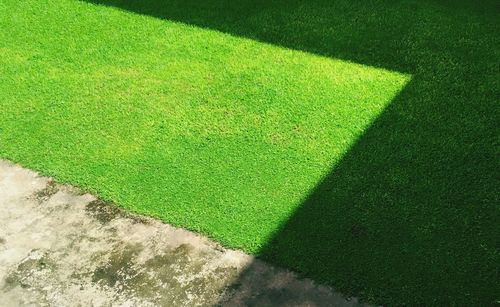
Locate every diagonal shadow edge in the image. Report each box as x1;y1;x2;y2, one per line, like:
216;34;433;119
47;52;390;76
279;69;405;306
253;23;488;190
221;72;499;305
75;0;500;305
78;0;500;74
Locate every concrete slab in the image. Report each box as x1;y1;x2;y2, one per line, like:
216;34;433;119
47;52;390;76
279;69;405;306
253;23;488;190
0;160;365;306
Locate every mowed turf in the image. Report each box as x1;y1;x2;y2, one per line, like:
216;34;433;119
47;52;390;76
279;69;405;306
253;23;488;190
1;0;499;306
0;0;408;247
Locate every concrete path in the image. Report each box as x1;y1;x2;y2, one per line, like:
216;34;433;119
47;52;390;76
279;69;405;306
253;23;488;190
0;160;364;307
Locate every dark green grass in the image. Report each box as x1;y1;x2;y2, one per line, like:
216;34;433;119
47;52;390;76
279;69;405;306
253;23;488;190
1;0;499;305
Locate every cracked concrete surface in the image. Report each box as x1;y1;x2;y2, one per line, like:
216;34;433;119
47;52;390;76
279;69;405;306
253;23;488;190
0;160;365;306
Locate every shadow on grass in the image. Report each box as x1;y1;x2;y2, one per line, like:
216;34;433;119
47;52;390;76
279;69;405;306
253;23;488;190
82;0;499;304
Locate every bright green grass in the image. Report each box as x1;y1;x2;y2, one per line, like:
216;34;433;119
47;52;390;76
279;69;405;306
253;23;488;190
0;0;408;248
1;0;499;306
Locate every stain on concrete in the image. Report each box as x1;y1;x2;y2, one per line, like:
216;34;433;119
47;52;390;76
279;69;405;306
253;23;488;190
86;199;124;224
4;249;54;290
33;179;59;203
0;159;367;306
91;243;143;288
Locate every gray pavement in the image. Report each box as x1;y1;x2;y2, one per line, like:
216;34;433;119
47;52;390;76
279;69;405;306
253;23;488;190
0;160;364;307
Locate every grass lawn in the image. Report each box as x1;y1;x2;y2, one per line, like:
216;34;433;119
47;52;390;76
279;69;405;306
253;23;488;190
1;0;498;305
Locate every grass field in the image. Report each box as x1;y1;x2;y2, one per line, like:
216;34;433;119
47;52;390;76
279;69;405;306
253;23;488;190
1;0;499;305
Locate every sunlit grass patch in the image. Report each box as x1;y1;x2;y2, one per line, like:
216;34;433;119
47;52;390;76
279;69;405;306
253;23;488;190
0;0;410;252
